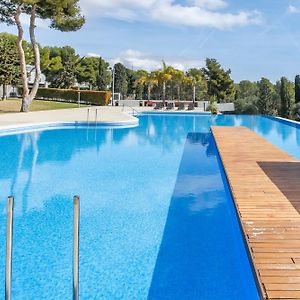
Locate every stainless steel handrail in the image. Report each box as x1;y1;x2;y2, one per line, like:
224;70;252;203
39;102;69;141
5;196;14;300
87;109;90;124
122;104;140;116
73;196;80;300
95;109;98;123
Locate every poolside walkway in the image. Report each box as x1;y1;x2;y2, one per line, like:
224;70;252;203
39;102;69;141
0;106;139;130
211;126;300;300
0;105;206;131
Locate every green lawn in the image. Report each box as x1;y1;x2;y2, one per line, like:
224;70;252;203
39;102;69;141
0;99;89;113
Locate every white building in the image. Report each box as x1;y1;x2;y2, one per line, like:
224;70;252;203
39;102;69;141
0;65;48;99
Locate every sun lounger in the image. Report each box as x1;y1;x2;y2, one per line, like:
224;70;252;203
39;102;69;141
166;102;174;110
177;103;185;110
154;102;163;110
187;103;195;111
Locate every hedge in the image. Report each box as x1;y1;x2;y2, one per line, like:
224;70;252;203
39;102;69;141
18;87;111;106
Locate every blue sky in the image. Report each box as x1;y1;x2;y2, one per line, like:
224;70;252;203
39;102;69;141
1;0;300;82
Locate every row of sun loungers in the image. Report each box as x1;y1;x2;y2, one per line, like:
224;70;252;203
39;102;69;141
154;102;195;111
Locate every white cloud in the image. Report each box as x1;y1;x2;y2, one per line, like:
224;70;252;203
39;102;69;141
193;0;227;10
80;0;262;29
288;5;300;14
88;49;205;71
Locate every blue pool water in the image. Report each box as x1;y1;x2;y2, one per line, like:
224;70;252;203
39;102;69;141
1;113;300;299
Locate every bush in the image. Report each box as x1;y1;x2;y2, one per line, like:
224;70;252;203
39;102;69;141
234;97;259;115
292;103;300;121
18;87;111;106
208;95;218;114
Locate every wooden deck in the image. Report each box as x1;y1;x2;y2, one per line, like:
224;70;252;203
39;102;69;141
211;126;300;300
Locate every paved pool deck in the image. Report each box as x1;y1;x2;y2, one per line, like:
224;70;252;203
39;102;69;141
0;106;207;130
0;106;138;130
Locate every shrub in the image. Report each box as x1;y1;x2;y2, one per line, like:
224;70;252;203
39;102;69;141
208;95;218;114
292;102;300;121
18;87;111;105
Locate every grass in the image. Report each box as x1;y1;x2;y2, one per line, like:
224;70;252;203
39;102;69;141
0;99;89;113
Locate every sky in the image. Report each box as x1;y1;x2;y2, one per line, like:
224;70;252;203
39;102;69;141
0;0;300;82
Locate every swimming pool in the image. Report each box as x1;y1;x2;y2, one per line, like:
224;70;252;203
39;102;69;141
1;113;299;299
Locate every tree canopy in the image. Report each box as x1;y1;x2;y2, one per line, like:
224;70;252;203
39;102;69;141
0;0;84;31
0;36;19;99
202;58;235;103
0;0;85;111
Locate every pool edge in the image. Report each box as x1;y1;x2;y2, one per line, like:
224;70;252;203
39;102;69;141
210;126;266;300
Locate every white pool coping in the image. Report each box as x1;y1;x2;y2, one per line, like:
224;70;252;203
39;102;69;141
0;105;210;133
0;106;139;131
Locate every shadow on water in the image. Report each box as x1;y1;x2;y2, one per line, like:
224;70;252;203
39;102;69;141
147;132;259;300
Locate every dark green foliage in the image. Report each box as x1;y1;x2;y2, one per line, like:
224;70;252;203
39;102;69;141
257;78;277;115
77;57;98;88
209;96;218;114
280;77;293;118
21;87;111;105
295;75;300;103
114;63;128;98
234;80;259;114
0;32;33;63
126;68;138;98
96;57;111;91
43;46;80;88
0;0;85;32
0;36;19;89
292;102;300;121
202;58;235;103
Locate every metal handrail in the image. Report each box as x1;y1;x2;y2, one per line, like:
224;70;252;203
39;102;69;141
122;104;140;116
5;196;14;300
87;109;90;124
4;196;80;300
73;196;80;300
95;109;98;123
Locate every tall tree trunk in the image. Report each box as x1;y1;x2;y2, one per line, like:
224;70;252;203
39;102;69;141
2;84;7;100
193;85;196;104
162;81;166;106
148;85;151;101
26;5;41;111
14;5;30;111
177;85;180;101
15;5;41;112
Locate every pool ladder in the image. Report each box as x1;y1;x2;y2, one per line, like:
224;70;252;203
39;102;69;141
87;108;99;124
4;196;81;300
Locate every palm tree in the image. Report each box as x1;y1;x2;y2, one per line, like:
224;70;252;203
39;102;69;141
154;62;173;106
184;74;202;104
135;71;158;101
171;69;185;101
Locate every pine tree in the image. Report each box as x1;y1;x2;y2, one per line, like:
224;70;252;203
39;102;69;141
114;63;128;99
202;58;235;103
295;75;300;103
280;77;290;118
257;78;276;115
0;0;85;111
0;37;19;99
279;77;295;118
96;57;111;91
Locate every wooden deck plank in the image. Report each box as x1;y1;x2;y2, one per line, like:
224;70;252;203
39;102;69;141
211;126;300;300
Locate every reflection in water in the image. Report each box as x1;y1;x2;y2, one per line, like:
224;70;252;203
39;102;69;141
1;114;300;216
148;133;259;300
